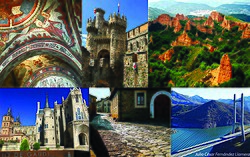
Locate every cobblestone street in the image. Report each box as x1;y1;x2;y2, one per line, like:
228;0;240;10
91;113;172;157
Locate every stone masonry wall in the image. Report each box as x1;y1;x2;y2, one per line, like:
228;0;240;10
124;52;148;87
110;92;119;119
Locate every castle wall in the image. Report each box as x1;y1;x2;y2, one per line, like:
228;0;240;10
124;52;148;87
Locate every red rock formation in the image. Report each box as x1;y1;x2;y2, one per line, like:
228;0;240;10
238;23;249;31
171;31;200;46
158;48;174;62
175;13;188;20
153;14;172;26
202;44;215;53
197;24;213;34
217;54;232;84
185;20;191;31
210;11;224;22
221;16;238;30
193;17;206;21
172;17;182;33
242;26;250;39
204;16;214;28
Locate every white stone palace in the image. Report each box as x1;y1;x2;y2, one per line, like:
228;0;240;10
0;88;89;151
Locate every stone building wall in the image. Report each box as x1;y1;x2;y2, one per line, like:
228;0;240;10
127;22;148;52
110;92;119;119
124;22;148;87
124;52;148;87
110;89;172;121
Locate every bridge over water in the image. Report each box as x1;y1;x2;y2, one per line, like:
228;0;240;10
172;93;249;157
172;128;250;157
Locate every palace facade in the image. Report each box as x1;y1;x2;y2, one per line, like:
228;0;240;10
0;88;89;151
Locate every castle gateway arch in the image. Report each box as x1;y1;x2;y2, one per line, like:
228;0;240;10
0;0;83;87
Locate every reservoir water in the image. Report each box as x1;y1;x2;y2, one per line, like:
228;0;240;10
171;126;233;156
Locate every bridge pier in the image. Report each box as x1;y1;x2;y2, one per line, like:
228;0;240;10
232;93;245;142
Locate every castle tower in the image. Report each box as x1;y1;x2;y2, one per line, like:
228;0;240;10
1;108;14;137
95;8;105;30
14;115;21;127
54;102;64;146
86;15;98;58
43;95;56;147
109;13;127;68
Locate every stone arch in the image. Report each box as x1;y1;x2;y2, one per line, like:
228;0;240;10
76;124;89;146
150;90;171;119
78;133;87;145
98;49;110;59
0;41;82;85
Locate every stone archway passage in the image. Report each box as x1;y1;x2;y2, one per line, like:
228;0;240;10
150;90;171;119
98;49;110;59
79;133;86;145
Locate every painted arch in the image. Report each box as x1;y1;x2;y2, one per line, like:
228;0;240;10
0;40;82;86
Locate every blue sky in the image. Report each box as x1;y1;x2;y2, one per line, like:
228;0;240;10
0;88;89;126
82;0;148;46
173;88;250;100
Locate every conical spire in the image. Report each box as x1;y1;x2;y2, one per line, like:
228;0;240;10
7;108;12;116
45;94;49;108
16;115;20;122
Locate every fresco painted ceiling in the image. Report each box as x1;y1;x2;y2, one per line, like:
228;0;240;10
0;0;82;87
35;76;77;87
2;54;79;87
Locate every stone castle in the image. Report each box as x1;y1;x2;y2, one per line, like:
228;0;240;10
0;88;89;151
84;8;148;87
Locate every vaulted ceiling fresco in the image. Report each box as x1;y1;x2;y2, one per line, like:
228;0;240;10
0;0;82;87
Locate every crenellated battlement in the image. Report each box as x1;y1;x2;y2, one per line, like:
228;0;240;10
86;19;97;32
109;13;127;28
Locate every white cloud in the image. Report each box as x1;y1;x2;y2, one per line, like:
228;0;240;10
89;88;110;101
81;33;87;46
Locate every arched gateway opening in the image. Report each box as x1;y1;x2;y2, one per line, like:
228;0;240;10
150;91;171;124
79;133;87;145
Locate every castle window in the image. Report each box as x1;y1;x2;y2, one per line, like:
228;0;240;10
76;95;79;103
132;53;138;62
145;37;148;45
45;138;48;143
134;91;147;108
81;112;84;120
130;43;133;51
136;41;139;49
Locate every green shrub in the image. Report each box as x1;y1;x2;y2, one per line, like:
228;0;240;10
33;142;40;150
0;140;4;147
20;138;29;151
56;144;60;148
46;147;50;151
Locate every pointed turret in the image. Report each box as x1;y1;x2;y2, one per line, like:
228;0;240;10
45;94;49;108
16;115;20;122
37;102;40;114
7;108;12;116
